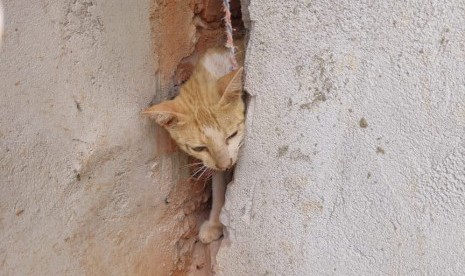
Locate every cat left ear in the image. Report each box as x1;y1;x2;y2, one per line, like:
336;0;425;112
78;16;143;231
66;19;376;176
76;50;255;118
141;100;187;128
218;67;243;105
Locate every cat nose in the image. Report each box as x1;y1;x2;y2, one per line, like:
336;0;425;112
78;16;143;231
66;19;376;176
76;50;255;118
217;165;228;171
217;159;233;171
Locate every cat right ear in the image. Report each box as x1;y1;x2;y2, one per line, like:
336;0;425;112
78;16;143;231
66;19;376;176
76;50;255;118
141;101;186;128
218;67;243;105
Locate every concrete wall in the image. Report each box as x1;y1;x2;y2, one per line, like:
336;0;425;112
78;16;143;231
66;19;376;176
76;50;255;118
218;0;465;275
2;0;465;275
0;0;182;275
0;0;232;275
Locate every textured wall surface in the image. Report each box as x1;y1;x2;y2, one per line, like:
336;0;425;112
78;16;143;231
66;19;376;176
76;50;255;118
3;0;465;275
218;0;465;275
0;0;235;274
0;0;181;275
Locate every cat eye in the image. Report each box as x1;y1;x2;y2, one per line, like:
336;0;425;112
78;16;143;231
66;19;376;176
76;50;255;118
192;146;207;152
227;131;238;140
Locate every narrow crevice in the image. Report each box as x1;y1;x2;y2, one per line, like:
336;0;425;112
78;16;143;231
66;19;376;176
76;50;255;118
149;0;247;274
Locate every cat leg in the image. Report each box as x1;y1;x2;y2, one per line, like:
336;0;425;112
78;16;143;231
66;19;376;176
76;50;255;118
199;171;226;244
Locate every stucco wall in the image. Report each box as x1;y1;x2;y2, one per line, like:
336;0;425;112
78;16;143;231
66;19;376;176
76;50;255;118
2;0;465;275
218;0;465;275
0;0;182;275
1;0;238;274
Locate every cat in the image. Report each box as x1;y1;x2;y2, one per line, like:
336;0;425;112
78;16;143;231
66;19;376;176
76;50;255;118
142;46;245;244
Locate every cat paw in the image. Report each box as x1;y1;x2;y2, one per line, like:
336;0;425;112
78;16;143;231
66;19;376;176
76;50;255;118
199;220;223;244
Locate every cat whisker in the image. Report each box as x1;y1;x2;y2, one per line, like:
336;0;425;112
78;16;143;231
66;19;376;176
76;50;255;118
179;162;203;170
192;166;206;178
186;169;204;183
197;167;210;181
203;171;213;180
202;169;214;189
185;165;212;185
186;173;199;183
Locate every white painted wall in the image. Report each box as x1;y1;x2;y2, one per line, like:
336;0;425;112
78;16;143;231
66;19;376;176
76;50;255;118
218;1;465;275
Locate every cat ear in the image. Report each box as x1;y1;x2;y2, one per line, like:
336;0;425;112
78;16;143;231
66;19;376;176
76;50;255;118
141;100;187;128
218;67;243;105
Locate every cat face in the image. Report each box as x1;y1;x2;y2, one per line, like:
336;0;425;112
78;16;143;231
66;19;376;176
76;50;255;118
143;68;245;171
173;104;245;170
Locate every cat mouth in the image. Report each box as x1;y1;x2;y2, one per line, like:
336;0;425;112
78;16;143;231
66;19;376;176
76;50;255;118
205;164;226;171
204;162;233;171
214;159;235;171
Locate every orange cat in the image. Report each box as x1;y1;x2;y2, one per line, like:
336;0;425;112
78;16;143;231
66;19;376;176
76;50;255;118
143;47;245;243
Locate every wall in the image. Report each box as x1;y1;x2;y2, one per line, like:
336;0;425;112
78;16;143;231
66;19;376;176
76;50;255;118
3;0;465;275
218;0;465;275
0;0;179;275
0;0;238;275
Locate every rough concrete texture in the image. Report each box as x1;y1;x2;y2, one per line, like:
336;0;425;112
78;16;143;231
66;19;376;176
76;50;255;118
0;0;180;274
0;2;4;44
218;1;465;275
1;0;237;275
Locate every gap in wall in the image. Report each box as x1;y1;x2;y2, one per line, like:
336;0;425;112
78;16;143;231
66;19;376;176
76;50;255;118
149;0;246;274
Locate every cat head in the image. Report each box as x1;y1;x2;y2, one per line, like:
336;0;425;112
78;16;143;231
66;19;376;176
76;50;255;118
143;67;245;171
